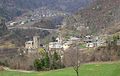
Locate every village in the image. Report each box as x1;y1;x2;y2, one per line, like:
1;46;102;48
1;0;120;76
0;16;120;71
7;7;69;28
24;34;120;56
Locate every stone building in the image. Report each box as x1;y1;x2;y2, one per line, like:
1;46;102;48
25;41;34;49
33;36;40;49
25;36;40;52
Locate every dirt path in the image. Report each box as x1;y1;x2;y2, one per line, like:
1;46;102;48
3;67;35;73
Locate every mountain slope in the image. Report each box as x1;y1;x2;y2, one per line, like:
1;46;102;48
63;0;120;35
0;0;91;20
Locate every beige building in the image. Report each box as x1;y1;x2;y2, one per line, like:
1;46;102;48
25;36;40;50
33;36;40;49
25;41;34;49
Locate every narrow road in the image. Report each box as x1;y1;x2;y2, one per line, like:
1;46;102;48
8;26;58;32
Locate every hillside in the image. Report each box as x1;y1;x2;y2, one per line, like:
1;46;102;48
0;0;90;12
0;0;91;20
0;19;8;36
63;0;120;35
0;62;120;76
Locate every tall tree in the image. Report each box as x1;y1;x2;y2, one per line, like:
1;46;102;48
34;59;42;71
44;52;50;68
0;19;8;36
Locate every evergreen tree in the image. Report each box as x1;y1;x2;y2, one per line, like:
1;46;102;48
44;53;50;68
53;51;59;61
0;19;8;36
52;51;60;69
34;59;42;71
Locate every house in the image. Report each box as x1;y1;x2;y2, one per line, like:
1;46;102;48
49;42;63;50
56;37;62;43
117;40;120;45
86;43;94;48
69;36;80;42
84;35;106;48
49;42;63;55
10;22;18;26
20;21;25;25
63;41;73;50
49;36;81;54
84;35;93;47
25;41;34;49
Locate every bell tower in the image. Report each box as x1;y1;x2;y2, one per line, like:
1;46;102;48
33;36;40;49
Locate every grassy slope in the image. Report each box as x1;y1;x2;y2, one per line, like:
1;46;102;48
0;62;120;76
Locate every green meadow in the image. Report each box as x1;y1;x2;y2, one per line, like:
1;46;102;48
0;62;120;76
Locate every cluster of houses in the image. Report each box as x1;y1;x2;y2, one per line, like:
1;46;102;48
84;35;106;48
24;35;102;52
24;35;120;54
49;36;80;51
24;35;80;55
33;7;68;19
8;7;68;27
8;19;34;27
84;35;120;48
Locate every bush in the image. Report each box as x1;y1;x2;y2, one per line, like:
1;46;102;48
33;52;64;71
0;66;4;71
34;59;42;71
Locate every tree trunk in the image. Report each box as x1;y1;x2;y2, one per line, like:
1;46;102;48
76;70;79;76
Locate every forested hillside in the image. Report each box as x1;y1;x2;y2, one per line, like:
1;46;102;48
0;0;91;20
63;0;120;35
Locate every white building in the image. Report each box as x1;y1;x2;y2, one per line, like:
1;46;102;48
86;43;94;48
84;36;106;48
49;42;63;55
56;37;62;43
49;42;63;50
69;37;80;41
117;40;120;45
10;22;18;26
63;41;73;50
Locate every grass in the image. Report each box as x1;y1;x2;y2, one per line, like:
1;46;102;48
79;44;86;48
0;62;120;76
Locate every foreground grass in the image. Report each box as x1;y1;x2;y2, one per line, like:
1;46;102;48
0;62;120;76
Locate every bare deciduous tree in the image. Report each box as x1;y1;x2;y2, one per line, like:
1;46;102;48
64;43;85;76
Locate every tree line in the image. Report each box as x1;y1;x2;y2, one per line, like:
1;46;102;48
34;51;65;71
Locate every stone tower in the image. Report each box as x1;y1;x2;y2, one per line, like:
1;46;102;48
33;36;40;49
